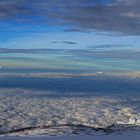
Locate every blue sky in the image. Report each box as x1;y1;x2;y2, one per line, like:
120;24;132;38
0;0;140;72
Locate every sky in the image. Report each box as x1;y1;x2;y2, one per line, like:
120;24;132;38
0;0;140;72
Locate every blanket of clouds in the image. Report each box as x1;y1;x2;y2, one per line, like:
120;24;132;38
0;87;140;136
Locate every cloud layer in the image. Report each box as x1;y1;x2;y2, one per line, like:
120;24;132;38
0;0;140;35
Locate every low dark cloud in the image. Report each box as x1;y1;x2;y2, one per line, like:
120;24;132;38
0;0;140;35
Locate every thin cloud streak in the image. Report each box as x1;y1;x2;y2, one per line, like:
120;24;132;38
51;41;77;45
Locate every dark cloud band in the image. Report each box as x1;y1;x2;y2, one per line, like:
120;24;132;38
0;0;140;35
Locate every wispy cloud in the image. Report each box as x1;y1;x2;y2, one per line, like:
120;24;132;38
63;28;90;33
87;44;131;50
1;48;140;60
0;48;61;53
51;41;77;45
